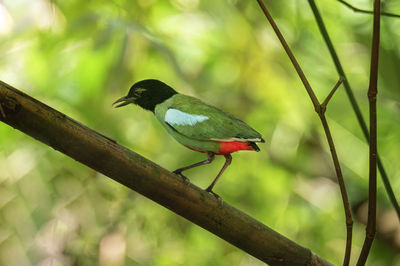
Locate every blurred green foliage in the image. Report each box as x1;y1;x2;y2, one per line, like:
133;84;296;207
0;0;399;265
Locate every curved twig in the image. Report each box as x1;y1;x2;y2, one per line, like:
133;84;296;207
338;0;400;18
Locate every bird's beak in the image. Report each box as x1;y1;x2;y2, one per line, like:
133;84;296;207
112;96;135;108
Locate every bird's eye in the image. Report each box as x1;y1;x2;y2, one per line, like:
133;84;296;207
134;87;146;96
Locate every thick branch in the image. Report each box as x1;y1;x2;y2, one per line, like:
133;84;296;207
0;80;332;266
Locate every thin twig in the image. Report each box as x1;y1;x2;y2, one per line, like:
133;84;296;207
318;114;352;266
357;0;380;264
321;77;344;111
338;0;400;18
255;0;320;112
256;1;353;265
307;0;400;221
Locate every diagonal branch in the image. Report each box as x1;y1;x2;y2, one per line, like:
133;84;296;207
256;1;353;265
0;80;332;266
307;0;400;221
357;0;380;264
338;0;400;18
255;0;320;112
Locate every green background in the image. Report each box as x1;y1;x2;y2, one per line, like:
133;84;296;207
0;0;399;265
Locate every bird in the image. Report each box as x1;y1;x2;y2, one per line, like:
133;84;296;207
113;79;264;192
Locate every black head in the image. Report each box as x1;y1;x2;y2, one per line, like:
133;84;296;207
113;79;177;112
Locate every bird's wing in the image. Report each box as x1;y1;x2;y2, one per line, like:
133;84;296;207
163;95;263;142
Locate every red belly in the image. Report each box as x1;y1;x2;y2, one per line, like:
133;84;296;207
185;141;254;155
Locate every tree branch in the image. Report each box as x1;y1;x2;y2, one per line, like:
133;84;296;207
256;1;353;265
307;0;400;222
0;80;332;266
321;77;344;111
255;0;319;113
337;0;400;18
0;103;5;118
357;0;380;264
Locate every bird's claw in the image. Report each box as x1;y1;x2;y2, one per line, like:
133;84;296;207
173;170;190;184
205;187;221;200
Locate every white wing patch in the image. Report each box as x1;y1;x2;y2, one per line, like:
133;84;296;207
165;108;209;126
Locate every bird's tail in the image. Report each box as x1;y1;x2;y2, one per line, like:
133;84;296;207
248;142;260;152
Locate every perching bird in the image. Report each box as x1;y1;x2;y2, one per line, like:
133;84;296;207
113;79;264;192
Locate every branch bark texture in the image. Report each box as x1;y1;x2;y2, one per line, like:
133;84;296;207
0;80;332;266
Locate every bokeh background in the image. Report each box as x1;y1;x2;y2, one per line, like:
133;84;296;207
0;0;399;265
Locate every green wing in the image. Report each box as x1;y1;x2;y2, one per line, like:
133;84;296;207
163;94;263;142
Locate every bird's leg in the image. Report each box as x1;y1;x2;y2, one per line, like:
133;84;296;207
173;152;215;182
205;154;232;193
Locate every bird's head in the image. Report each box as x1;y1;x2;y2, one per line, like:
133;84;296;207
113;79;177;112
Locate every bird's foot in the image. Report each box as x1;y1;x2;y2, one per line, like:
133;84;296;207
205;187;221;200
173;170;190;184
